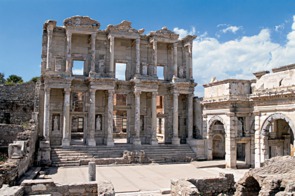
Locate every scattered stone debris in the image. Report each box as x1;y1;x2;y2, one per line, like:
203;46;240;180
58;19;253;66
235;156;295;195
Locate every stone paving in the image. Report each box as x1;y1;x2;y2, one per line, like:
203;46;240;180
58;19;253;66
47;161;248;194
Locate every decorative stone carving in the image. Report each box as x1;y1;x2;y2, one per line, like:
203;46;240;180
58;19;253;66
96;115;101;131
63;16;100;29
106;20;143;34
149;26;179;40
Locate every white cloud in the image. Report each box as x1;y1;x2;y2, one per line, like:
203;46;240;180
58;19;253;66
173;27;196;39
222;25;241;34
275;24;285;32
179;15;295;96
72;68;83;75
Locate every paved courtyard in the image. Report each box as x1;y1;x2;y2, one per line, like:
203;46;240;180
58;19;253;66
47;161;248;194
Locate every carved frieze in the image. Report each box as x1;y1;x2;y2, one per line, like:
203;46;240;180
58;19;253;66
106;20;143;36
149;26;179;40
63;16;100;30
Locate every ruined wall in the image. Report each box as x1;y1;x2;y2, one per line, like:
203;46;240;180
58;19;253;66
171;173;235;196
0;124;25;147
0;82;36;125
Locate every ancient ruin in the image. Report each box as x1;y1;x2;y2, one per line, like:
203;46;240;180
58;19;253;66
0;15;295;195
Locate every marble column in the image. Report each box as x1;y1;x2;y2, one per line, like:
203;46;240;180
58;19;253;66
46;25;54;70
87;89;96;146
135;37;140;76
150;92;158;145
133;91;141;145
66;31;72;73
187;93;193;141
109;35;115;77
173;42;178;77
43;87;50;140
225;116;237;169
152;40;157;77
107;90;114;146
62;88;71;146
172;92;180;145
90;33;96;74
188;43;193;79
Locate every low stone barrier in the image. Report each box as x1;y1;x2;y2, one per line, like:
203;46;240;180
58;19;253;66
171;173;235;196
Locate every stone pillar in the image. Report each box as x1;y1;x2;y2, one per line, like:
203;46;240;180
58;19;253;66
225;116;237;169
172;92;180;145
46;24;54;70
254;131;261;168
88;161;96;181
133;91;141;145
187;93;193;141
188;43;193;79
62;88;71;146
283;134;291;156
173;42;178;77
87;89;96;146
43;87;50;140
109;35;115;77
90;33;96;74
207;134;213;160
107;90;114;146
150;92;158;145
135;37;140;76
66;31;72;73
152;40;157;76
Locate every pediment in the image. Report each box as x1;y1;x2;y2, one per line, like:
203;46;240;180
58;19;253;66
106;20;144;35
149;27;179;40
63;16;100;30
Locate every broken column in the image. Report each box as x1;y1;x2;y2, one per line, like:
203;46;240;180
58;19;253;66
88;161;96;181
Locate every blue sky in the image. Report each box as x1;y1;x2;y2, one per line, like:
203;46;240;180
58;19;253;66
0;0;295;96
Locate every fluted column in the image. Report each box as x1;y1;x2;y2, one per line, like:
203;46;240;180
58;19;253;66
135;37;140;76
152;40;157;77
87;89;96;146
109;35;115;77
187;93;193;141
173;42;178;77
150;92;158;145
62;88;71;146
46;25;54;70
90;33;96;74
66;31;72;73
172;92;180;145
133;91;141;145
43;87;50;140
107;90;114;146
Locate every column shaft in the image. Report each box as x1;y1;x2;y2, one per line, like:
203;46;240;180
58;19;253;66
87;89;96;146
90;33;96;73
187;93;193;141
46;26;54;70
109;36;115;77
225;116;237;168
150;92;158;145
135;37;140;75
43;87;50;140
188;44;193;79
107;90;114;146
172;92;180;145
173;42;178;76
62;88;71;146
153;41;157;76
133;91;141;145
66;32;72;73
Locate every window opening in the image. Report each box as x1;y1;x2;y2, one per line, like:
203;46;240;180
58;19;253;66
157;66;164;80
115;63;126;80
72;60;84;75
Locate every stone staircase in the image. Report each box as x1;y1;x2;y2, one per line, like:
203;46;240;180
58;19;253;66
51;144;196;167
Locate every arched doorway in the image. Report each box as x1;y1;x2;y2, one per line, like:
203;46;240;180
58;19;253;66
243;176;261;195
208;118;226;160
261;113;295;160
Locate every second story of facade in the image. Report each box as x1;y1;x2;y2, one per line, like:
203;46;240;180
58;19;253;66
41;16;196;82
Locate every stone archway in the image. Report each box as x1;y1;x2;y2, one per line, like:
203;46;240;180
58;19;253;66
241;176;261;196
207;116;226;160
259;113;295;164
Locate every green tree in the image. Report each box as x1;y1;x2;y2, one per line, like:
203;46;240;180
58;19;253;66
29;76;40;83
0;73;5;84
5;74;23;85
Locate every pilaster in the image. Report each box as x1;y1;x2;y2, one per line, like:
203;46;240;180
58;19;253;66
43;87;50;140
107;90;114;146
172;92;180;145
187;93;193;142
150;92;158;145
66;31;72;73
46;24;54;70
225;115;237;169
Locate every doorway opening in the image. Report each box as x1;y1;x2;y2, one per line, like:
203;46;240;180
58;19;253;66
210;120;225;160
113;94;128;143
71;116;84;145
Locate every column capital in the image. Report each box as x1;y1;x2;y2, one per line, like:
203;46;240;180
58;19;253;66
66;31;72;38
44;87;51;93
108;34;115;41
134;90;141;96
152;91;158;97
173;42;178;48
64;87;71;94
173;92;179;96
90;88;96;94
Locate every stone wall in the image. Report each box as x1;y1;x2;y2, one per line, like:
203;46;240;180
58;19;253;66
0;124;25;147
0;119;38;187
0;82;36;125
171;173;235;196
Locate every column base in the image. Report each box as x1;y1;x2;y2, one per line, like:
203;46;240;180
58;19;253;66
133;138;141;145
62;138;70;147
150;138;158;146
87;139;96;146
172;137;180;145
106;138;114;147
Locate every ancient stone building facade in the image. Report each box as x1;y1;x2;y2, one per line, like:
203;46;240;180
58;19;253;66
40;16;196;147
201;64;295;168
